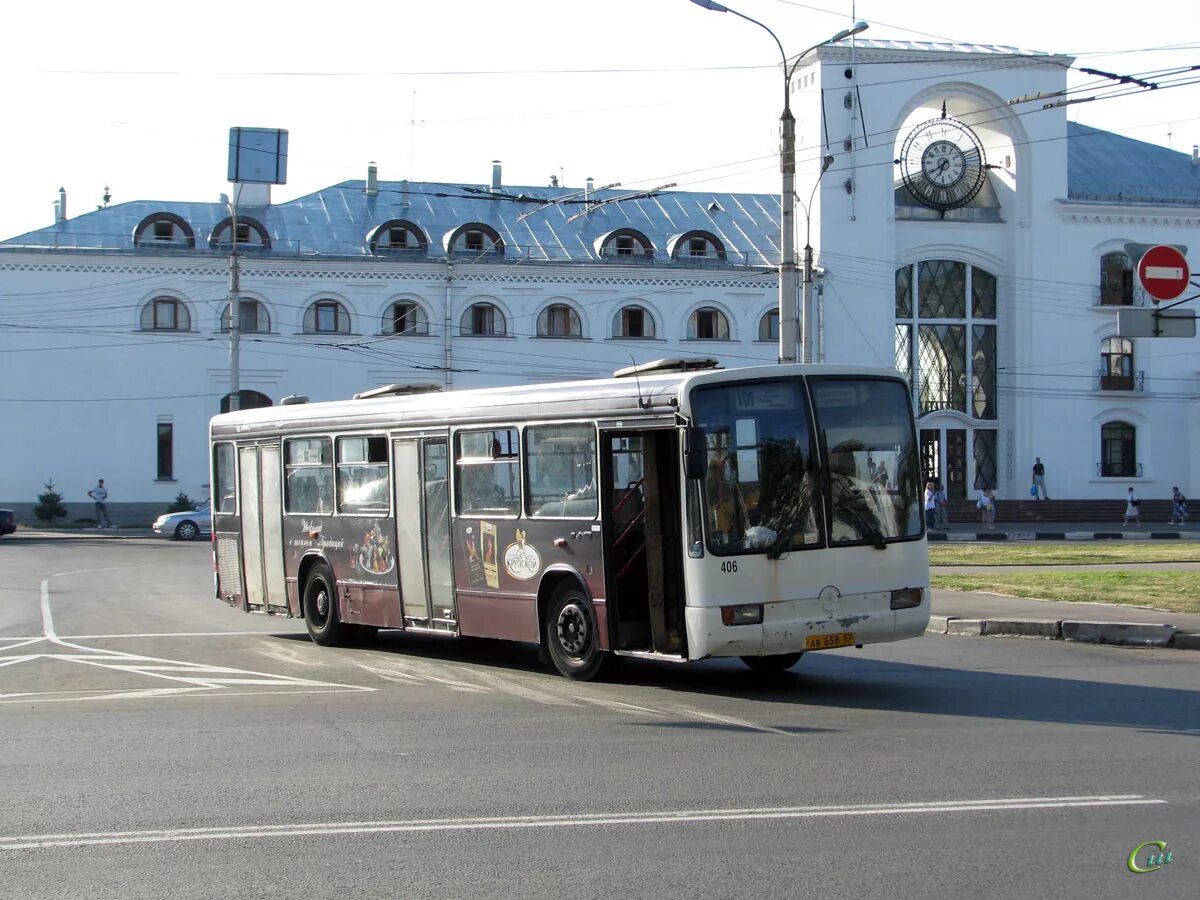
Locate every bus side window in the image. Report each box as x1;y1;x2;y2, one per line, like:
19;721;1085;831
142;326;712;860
284;437;334;515
213;442;237;514
455;428;520;516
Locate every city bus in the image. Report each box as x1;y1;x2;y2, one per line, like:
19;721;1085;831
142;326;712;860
208;360;928;680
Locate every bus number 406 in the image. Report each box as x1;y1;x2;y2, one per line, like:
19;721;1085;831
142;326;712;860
720;561;738;574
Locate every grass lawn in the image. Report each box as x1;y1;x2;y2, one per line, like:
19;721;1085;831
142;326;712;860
932;571;1200;614
929;542;1200;566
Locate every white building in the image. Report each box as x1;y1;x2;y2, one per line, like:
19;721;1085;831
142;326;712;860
2;40;1198;521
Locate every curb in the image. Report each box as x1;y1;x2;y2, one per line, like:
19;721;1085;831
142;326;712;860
928;530;1199;542
926;616;1197;650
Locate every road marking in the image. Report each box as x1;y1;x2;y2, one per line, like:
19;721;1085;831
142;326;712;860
60;632;302;640
40;581;59;641
0;795;1165;851
665;704;795;736
468;670;581;706
354;658;488;693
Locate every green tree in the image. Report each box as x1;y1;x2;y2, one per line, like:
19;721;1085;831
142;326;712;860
34;479;69;525
166;492;195;513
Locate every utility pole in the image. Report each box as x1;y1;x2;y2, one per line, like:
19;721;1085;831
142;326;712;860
228;195;240;412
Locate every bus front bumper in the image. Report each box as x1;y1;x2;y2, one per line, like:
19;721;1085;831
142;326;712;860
684;594;929;660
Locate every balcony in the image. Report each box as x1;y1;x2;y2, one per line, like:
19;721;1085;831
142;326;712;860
1096;369;1144;392
1096;462;1143;478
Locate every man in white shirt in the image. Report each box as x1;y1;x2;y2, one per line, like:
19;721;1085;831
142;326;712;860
87;479;114;528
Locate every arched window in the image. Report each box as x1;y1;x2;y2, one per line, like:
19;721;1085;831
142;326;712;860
613;305;655;339
1100;336;1134;390
140;297;191;331
369;220;428;255
1099;252;1133;306
382;301;429;335
447;224;504;257
461;302;505;336
1101;421;1136;477
537;303;582;338
669;230;726;262
219;390;272;413
133;213;195;248
597;229;654;260
304;299;351;334
210;216;270;250
687;307;730;341
758;309;779;341
222;300;270;334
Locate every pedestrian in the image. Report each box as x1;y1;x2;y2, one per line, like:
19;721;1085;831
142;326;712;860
88;478;114;528
1122;487;1140;527
977;488;996;529
1170;486;1188;526
924;480;938;530
935;482;949;529
1031;457;1048;500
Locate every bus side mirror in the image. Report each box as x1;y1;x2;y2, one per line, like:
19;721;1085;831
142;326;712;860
684;427;707;480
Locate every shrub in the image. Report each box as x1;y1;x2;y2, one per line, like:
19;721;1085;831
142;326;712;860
166;492;195;513
34;479;69;525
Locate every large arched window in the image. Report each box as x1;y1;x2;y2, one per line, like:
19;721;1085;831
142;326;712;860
140;296;191;331
382;301;429;336
222;300;271;334
220;390;272;413
536;303;582;338
1100;336;1134;390
612;305;656;339
1099;252;1134;306
1101;421;1137;477
304;299;351;334
461;302;506;336
758;309;779;342
686;307;731;341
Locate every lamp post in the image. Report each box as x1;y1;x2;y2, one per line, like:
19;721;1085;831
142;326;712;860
802;154;835;364
689;1;866;364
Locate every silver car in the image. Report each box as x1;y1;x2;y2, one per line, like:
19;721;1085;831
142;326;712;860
152;502;212;541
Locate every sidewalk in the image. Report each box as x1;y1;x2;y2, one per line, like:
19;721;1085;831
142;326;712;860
930;589;1200;650
928;519;1200;542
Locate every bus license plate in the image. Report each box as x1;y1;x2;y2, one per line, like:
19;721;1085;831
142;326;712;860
805;632;855;650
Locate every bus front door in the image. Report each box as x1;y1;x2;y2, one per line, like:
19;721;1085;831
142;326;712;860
237;443;288;614
601;430;685;655
392;437;456;631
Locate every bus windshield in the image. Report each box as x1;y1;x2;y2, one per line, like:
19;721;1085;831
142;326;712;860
808;376;922;546
690;379;821;556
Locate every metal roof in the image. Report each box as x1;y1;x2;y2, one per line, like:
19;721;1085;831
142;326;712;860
1067;122;1200;207
816;38;1052;58
0;180;782;267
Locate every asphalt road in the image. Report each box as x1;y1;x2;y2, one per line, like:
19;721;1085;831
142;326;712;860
2;535;1196;899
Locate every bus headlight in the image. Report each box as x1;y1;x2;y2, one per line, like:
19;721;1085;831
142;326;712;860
721;604;763;626
890;587;923;610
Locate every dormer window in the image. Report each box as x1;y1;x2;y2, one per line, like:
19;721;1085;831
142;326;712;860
446;223;504;258
668;230;726;263
598;229;654;260
210;216;270;250
369;220;428;255
133;213;195;248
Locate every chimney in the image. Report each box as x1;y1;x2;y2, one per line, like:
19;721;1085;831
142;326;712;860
1193;145;1199;166
366;161;379;196
585;177;594;203
491;160;502;193
56;187;67;222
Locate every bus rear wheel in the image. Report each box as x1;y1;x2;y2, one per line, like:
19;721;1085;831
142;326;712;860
740;653;804;673
544;582;607;681
303;563;347;646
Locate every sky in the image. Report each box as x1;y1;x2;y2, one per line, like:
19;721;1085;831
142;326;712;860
1;0;1197;241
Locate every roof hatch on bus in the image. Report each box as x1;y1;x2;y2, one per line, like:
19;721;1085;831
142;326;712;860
612;358;720;378
352;383;444;400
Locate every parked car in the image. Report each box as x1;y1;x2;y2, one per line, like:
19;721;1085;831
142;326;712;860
0;509;15;537
152;502;212;541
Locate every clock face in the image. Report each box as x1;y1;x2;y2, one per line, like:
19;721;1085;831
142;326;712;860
898;116;987;212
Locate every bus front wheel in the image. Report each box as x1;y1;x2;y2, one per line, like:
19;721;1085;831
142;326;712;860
544;583;607;681
303;563;346;646
740;653;804;673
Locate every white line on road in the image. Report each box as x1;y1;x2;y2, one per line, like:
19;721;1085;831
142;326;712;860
0;795;1165;851
664;704;796;736
39;581;58;641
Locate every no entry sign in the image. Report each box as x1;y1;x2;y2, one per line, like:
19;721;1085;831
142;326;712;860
1137;245;1190;302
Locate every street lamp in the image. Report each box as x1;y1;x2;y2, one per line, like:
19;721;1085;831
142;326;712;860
689;1;867;364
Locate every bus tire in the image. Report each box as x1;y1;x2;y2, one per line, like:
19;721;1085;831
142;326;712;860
544;582;607;681
303;563;346;646
740;653;803;673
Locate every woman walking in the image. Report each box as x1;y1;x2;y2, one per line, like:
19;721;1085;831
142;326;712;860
1123;487;1140;527
977;488;995;529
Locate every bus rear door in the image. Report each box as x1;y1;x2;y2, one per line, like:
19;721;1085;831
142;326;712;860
237;442;289;614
